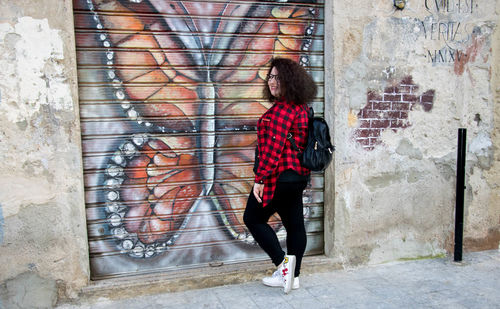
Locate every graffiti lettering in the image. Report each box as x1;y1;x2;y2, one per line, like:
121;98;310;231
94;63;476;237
421;21;463;42
420;0;482;65
426;48;464;63
424;0;476;14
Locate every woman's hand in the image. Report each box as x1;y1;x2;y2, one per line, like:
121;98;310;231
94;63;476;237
253;183;264;203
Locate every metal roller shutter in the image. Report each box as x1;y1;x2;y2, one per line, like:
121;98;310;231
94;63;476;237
73;0;325;279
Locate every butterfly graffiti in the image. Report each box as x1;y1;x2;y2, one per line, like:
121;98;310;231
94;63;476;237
76;0;320;259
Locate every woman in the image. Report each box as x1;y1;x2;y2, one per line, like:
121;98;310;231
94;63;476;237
243;58;317;294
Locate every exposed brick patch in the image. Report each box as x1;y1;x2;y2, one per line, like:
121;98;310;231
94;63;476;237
353;76;435;150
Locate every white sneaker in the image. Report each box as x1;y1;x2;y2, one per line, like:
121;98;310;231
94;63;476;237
262;271;300;289
293;277;300;289
262;255;296;293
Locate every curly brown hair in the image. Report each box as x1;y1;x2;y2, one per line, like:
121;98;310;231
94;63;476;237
263;57;317;105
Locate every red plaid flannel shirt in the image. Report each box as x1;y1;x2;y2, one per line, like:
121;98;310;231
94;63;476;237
254;99;310;207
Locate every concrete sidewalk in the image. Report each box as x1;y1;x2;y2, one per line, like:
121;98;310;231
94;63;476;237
58;250;500;309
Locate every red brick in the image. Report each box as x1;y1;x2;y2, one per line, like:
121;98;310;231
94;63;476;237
357;129;381;138
384;86;398;94
356;129;369;138
372;102;391;110
391;119;404;128
402;94;418;102
371;119;390;129
421;95;434;104
399;86;411;94
420;90;435;105
362;110;381;118
383;94;402;102
386;111;401;119
370;129;381;137
392;102;411;111
421;102;433;112
359;120;371;128
399;111;408;119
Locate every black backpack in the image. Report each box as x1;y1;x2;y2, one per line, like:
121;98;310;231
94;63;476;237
287;107;334;171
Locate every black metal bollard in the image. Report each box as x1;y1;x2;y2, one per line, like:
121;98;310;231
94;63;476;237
454;128;466;262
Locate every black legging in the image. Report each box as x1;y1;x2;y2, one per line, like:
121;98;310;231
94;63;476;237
243;181;307;277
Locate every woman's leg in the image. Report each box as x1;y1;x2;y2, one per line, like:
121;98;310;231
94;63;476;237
274;181;308;278
243;190;285;266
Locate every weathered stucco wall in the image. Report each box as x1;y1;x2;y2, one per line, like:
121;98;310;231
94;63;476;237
0;0;88;307
328;0;500;265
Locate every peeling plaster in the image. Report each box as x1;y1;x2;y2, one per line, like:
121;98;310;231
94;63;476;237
469;131;493;169
365;171;406;190
0;176;55;218
0;271;57;308
396;138;423;160
369;229;445;264
0;17;72;123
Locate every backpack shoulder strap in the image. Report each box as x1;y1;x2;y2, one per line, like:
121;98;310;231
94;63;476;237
287;104;310;151
287;132;300;151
